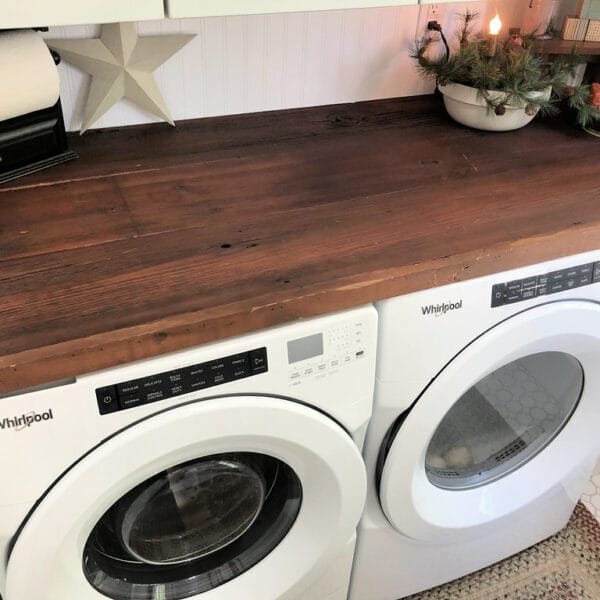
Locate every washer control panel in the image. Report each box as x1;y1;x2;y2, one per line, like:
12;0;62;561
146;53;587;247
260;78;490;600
96;347;268;415
288;319;366;385
491;261;600;307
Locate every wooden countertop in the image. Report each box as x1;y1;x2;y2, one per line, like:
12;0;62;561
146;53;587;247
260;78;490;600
1;95;599;394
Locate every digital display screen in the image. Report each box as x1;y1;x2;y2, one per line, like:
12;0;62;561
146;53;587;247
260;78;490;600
287;333;323;364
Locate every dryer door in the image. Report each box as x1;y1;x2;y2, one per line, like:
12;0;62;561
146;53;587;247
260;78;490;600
378;300;600;541
6;395;366;600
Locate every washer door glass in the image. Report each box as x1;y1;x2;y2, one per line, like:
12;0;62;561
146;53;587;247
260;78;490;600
425;352;584;490
83;452;301;600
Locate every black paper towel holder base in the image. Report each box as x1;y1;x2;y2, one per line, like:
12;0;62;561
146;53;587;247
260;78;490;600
0;99;77;185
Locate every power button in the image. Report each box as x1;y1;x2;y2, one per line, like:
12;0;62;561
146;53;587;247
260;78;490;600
96;386;119;415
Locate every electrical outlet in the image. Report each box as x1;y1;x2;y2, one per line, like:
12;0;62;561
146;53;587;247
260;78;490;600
426;4;444;23
416;3;446;39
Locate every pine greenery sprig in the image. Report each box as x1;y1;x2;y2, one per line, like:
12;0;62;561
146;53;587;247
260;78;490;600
410;12;600;129
568;85;600;129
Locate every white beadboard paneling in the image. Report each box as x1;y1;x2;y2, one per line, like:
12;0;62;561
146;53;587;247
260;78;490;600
44;1;528;132
282;13;308;107
265;14;288;111
244;14;268;114
224;16;246;115
202;17;227;117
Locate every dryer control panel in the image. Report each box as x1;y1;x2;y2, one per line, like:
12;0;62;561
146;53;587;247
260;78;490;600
491;260;600;308
96;347;268;415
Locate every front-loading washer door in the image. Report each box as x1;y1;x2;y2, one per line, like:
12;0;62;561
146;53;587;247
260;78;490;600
378;300;600;542
6;395;366;600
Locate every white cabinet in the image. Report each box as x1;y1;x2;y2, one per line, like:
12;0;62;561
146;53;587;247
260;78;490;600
1;0;164;29
166;0;416;19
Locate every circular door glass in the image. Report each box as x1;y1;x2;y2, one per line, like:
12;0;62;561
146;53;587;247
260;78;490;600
83;452;302;600
425;352;584;490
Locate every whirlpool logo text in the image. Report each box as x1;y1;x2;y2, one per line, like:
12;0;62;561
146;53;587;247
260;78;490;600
421;300;463;317
0;409;54;432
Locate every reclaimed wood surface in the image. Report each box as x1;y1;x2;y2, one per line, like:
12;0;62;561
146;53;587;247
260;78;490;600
531;38;600;56
1;95;599;393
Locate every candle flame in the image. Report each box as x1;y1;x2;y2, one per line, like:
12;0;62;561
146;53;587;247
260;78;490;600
489;13;502;35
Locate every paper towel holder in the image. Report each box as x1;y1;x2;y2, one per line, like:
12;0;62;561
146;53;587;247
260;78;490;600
0;46;77;185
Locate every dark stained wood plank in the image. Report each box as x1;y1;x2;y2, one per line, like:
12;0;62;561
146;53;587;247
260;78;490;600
0;94;599;393
0;96;451;192
0;177;137;261
531;38;600;56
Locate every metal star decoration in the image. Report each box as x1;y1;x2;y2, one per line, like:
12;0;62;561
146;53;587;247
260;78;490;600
48;23;195;134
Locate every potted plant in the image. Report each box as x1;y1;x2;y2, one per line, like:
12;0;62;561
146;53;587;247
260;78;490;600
411;11;600;132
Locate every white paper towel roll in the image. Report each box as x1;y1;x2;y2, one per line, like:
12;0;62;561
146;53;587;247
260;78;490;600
0;30;60;121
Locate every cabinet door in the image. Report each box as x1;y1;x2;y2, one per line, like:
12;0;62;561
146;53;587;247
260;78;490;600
2;0;164;29
166;0;416;19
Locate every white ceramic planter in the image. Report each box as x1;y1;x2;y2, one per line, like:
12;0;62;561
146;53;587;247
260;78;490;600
438;82;552;132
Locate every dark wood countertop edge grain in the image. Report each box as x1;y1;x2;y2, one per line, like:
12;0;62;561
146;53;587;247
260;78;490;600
2;222;599;394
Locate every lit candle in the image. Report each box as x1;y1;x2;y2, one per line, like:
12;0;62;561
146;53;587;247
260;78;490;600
488;13;502;56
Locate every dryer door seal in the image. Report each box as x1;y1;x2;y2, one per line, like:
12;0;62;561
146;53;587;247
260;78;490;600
6;395;366;600
379;300;600;542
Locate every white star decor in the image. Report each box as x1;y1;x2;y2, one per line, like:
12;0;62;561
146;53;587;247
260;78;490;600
48;23;195;133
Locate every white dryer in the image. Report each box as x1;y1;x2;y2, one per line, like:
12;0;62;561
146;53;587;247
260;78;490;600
0;306;377;600
350;251;600;600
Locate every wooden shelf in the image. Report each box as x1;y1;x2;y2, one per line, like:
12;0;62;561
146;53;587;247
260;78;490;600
531;38;600;56
1;96;599;394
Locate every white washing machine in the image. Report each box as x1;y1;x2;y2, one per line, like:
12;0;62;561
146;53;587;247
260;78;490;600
350;251;600;600
0;305;377;600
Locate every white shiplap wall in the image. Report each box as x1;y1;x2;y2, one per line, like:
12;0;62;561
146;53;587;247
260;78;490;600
45;1;526;132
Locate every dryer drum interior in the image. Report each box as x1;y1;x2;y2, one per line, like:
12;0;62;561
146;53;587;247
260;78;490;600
83;452;302;600
425;351;584;490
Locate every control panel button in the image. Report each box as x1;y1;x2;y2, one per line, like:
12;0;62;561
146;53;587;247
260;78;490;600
594;262;600;283
96;386;119;415
564;278;578;290
491;284;505;307
119;392;146;410
577;274;592;286
117;380;142;396
189;376;210;391
207;359;227;385
167;382;186;396
537;274;549;286
144;388;166;402
142;376;164;390
522;277;537;289
227;353;250;379
250;348;268;374
167;371;184;384
521;288;535;300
